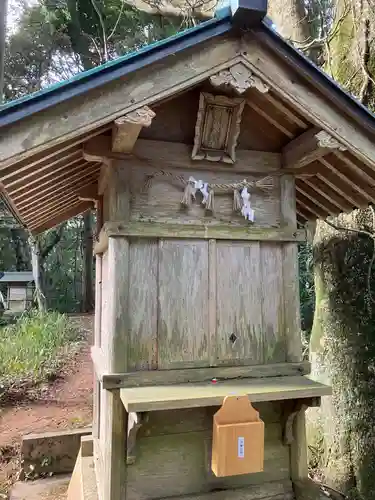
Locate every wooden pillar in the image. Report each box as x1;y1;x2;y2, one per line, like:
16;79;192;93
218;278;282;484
93;254;103;440
280;174;303;362
102;161;130;500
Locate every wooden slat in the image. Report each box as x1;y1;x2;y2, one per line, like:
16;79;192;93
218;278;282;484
260;244;285;362
216;241;263;365
262;91;308;129
29;202;92;233
102;221;306;242
320;157;375;203
128;239;158;370
1;147;82;182
21;190;86;219
295;180;340;215
91;350;311;388
11;161;97;202
246;100;294;138
316;169;368;208
17;170;99;211
25;195;84;226
280;175;302;362
158;239;209;369
119;376;331;412
302;175;352;212
295;192;329;219
85;136;282;173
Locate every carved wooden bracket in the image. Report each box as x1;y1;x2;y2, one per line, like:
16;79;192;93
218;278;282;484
127;412;144;465
192;92;245;164
282;127;347;170
282;397;320;445
210;63;269;95
315;130;347;151
112;106;156;153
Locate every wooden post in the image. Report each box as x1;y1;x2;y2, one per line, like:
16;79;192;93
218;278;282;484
102;161;130;500
290;408;309;498
93;254;103;440
280;174;303;362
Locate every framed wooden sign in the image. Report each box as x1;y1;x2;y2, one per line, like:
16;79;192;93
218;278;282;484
211;395;264;477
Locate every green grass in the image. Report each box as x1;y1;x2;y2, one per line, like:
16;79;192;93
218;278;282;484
0;310;82;390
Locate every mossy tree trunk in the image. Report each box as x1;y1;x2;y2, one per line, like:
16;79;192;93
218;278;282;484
309;2;375;497
311;212;375;497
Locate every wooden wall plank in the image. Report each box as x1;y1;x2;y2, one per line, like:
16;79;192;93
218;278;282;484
130;167;281;228
260;244;286;363
126;426;290;500
128;239;158;370
216;242;263;365
139;402;283;438
280;175;302;362
158;240;209;369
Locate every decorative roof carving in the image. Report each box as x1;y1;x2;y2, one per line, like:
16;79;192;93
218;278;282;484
192;92;245;164
120;105;156;127
315;130;347;151
210;63;269;95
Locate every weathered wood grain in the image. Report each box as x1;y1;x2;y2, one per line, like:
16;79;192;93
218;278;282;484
128;239;158;370
280;175;302;362
216;242;263;365
101;221;305;242
261;244;286;363
99;361;311;389
0;37;240;167
140;410;282;438
130;166;281;228
126;428;290;500
158;240;209;368
208;239;217;366
158;481;295;500
242;36;375;171
119;376;331;412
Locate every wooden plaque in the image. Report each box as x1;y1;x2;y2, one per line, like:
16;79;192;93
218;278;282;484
211;395;264;477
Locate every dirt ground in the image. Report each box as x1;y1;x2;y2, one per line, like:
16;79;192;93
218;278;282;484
0;314;94;497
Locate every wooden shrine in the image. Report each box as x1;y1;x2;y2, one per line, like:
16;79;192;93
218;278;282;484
1;1;375;499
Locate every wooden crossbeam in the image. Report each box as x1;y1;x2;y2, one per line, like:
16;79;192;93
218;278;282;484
282;127;347;170
112;106;155;153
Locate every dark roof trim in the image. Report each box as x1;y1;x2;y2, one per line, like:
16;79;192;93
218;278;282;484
259;18;375;137
0;10;232;128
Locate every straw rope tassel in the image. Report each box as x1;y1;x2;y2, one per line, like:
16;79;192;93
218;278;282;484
233;189;242;212
181;182;195;207
206;189;214;213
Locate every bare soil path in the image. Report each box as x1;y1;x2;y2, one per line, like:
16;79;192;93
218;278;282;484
0;314;94;496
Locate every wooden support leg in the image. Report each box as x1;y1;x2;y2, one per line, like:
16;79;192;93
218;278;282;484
104;389;128;500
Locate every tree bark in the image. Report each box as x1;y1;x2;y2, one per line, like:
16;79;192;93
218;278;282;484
0;0;8;103
29;235;47;312
311;211;375;497
82;211;94;312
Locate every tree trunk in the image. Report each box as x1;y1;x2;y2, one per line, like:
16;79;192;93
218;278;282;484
268;0;311;44
311;212;375;497
0;0;8;103
82;211;94;312
307;1;375;497
29;235;47;312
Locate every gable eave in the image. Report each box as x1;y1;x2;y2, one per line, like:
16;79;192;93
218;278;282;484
0;11;232;130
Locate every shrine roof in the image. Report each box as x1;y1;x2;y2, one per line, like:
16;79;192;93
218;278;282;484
0;3;374;133
1;0;375;231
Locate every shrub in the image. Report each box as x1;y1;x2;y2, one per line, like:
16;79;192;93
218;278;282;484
0;310;82;389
